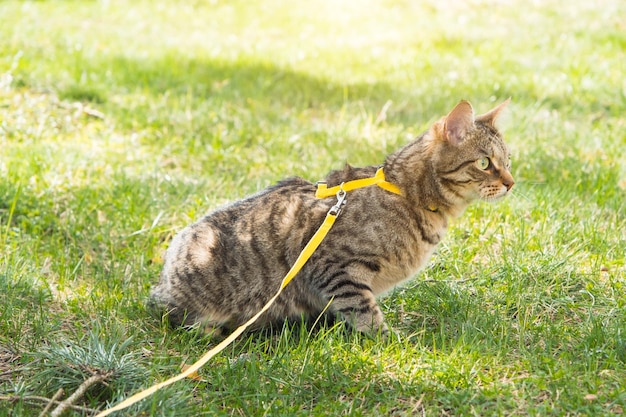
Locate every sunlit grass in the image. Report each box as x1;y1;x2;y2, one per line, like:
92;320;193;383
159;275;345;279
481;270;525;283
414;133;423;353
1;0;625;415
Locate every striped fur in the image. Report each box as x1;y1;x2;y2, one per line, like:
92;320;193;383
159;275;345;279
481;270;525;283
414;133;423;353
150;100;514;336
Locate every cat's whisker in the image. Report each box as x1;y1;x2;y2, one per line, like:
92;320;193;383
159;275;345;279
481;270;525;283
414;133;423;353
510;189;533;203
507;180;544;203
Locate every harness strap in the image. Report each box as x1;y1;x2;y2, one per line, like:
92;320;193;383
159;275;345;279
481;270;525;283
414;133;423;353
315;167;402;198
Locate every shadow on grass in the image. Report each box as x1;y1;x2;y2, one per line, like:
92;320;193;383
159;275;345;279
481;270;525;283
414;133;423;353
51;51;626;127
53;55;391;119
48;53;525;129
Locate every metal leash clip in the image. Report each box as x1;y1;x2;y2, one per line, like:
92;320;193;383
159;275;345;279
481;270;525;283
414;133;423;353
328;185;347;216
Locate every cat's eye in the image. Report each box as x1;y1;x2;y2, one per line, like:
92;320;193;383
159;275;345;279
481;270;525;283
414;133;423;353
476;157;490;170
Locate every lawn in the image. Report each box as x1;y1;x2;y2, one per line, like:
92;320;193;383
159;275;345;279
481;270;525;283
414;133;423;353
1;0;625;415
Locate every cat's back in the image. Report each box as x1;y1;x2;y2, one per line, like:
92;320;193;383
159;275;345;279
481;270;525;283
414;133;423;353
157;177;325;282
166;176;322;261
152;176;332;327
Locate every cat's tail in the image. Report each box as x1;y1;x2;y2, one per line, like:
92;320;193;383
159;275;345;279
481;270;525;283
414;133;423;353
148;285;196;328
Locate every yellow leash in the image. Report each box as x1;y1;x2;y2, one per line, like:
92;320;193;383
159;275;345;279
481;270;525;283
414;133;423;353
95;168;400;416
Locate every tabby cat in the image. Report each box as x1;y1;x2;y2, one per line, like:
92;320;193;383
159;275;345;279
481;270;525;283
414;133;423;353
151;100;514;336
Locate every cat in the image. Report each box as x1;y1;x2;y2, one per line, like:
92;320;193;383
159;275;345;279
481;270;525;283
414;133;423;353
150;99;514;337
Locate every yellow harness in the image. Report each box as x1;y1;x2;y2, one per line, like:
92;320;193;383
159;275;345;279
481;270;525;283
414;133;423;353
315;167;402;198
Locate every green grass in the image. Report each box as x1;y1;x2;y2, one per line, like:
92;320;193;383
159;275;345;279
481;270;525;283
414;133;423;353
1;0;625;415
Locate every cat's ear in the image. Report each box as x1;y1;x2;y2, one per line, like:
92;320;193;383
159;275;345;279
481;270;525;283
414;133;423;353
475;98;510;128
443;100;475;146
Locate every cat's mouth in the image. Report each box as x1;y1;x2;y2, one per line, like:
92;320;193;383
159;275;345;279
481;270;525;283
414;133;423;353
478;171;515;202
479;184;513;202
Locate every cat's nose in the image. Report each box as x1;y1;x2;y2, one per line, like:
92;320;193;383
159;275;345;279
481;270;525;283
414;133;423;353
503;177;515;191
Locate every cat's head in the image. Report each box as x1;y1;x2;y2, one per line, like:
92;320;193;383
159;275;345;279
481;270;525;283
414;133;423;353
429;99;515;204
